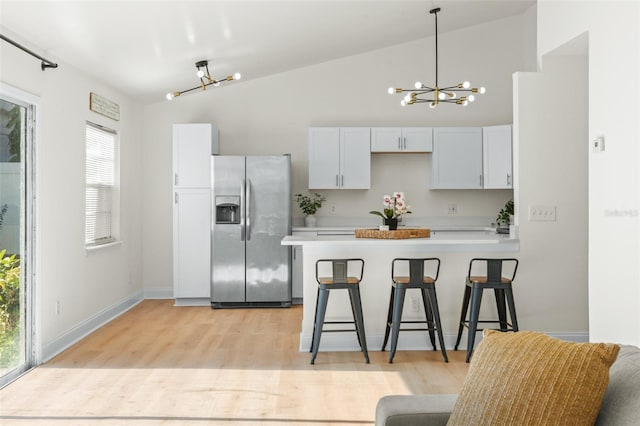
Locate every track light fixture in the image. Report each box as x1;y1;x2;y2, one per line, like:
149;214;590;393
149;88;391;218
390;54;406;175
387;8;485;109
166;60;241;100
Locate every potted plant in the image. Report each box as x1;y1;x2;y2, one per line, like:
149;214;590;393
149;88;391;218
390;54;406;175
294;192;326;227
496;199;514;234
369;192;411;230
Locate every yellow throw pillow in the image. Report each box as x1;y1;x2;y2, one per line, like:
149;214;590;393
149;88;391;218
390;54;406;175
447;330;620;426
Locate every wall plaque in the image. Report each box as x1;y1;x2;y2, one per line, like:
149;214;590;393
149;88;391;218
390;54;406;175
89;92;120;121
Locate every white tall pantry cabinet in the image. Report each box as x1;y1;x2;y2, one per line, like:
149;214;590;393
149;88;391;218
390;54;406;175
173;124;219;305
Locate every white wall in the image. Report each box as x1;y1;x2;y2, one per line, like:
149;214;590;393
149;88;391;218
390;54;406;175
0;31;145;359
537;1;640;345
514;55;589;336
142;13;534;294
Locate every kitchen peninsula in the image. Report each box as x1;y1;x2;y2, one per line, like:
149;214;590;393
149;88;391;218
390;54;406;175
281;230;519;352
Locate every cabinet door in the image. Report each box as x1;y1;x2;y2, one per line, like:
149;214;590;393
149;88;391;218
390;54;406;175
403;127;433;152
371;127;403;152
173;188;211;298
483;125;513;189
173;124;212;188
308;128;340;189
340;127;371;189
291;246;303;300
431;127;483;189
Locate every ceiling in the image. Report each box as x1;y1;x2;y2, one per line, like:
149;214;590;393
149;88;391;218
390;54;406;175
0;1;535;105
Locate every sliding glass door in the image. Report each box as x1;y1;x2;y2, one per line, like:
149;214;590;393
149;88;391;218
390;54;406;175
0;85;35;386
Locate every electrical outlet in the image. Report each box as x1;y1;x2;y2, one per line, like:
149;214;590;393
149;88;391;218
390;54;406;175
56;300;61;316
448;204;458;215
329;204;337;215
529;205;557;222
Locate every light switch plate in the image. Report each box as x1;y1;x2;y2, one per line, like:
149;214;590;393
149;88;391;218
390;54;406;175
529;205;556;222
592;135;605;153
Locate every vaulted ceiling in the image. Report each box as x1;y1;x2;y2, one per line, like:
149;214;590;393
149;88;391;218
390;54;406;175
0;1;534;104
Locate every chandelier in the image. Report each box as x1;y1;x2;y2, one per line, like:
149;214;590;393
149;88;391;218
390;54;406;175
166;60;241;100
387;8;485;108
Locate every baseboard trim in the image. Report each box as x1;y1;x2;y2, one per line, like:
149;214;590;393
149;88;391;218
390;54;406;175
41;290;144;362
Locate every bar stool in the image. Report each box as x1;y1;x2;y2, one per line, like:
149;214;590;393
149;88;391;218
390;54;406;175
310;258;369;365
382;258;448;363
454;258;519;362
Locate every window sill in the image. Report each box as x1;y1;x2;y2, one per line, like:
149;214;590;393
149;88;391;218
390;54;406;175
85;240;122;255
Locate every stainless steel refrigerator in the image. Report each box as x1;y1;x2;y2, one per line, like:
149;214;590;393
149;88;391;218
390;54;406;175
211;155;291;308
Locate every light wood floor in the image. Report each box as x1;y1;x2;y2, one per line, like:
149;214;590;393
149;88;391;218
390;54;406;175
0;300;469;425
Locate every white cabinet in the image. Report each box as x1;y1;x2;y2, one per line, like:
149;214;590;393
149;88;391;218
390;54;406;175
431;127;484;189
482;125;513;189
308;127;371;189
173;189;211;299
291;230;318;303
371;127;433;152
172;123;215;303
172;123;218;188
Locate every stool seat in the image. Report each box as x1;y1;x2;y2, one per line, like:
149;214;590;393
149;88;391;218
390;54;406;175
455;258;519;362
311;258;369;365
382;258;448;363
469;276;512;284
318;276;361;285
392;276;436;285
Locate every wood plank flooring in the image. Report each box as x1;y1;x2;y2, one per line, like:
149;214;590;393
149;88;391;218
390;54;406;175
0;300;469;425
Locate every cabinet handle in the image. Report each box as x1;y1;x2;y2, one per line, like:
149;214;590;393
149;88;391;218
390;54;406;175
507;174;511;185
398;137;401;150
341;175;344;186
403;137;407;150
174;192;178;204
335;174;339;187
174;173;178;186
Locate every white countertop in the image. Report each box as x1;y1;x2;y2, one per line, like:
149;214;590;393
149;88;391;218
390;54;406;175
283;230;518;251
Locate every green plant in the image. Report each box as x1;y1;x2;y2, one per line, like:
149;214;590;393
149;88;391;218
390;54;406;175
496;199;514;226
0;249;21;367
0;204;7;230
294;192;325;215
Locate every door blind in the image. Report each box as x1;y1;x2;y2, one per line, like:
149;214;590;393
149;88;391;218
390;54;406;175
85;122;116;246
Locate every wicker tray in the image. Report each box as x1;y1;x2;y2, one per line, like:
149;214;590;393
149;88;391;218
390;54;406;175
354;228;431;239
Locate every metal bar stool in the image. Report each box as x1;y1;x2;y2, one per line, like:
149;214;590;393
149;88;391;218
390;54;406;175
454;258;519;362
310;258;369;365
382;258;448;363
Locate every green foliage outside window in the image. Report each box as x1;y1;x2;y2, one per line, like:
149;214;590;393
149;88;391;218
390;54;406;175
0;249;21;367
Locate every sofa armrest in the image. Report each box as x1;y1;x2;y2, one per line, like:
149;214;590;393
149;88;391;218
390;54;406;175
375;394;458;426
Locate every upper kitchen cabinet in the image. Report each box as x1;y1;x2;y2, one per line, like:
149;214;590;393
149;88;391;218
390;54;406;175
308;127;371;189
172;123;219;188
482;125;513;189
431;127;483;189
371;127;433;153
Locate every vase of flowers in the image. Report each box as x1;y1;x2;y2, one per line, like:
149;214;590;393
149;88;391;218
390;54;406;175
294;192;326;227
369;192;411;230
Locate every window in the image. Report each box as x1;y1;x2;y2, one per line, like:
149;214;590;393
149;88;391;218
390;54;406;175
85;122;118;246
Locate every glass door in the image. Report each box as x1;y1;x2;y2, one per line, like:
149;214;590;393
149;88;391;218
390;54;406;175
0;88;35;386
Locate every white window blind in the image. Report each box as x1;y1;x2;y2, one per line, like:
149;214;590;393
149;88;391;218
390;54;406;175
85;122;117;246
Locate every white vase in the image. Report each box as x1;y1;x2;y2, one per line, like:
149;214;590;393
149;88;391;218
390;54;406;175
304;214;317;227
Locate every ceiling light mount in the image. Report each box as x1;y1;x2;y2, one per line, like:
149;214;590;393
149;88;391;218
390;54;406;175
387;7;485;109
166;60;241;100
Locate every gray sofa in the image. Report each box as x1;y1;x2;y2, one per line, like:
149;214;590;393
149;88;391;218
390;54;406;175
375;345;640;426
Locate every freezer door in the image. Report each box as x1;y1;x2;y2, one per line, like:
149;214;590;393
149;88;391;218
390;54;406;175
245;156;291;302
211;156;246;303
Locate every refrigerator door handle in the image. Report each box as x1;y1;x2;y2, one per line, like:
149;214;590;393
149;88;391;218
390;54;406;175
246;179;252;240
240;180;246;241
